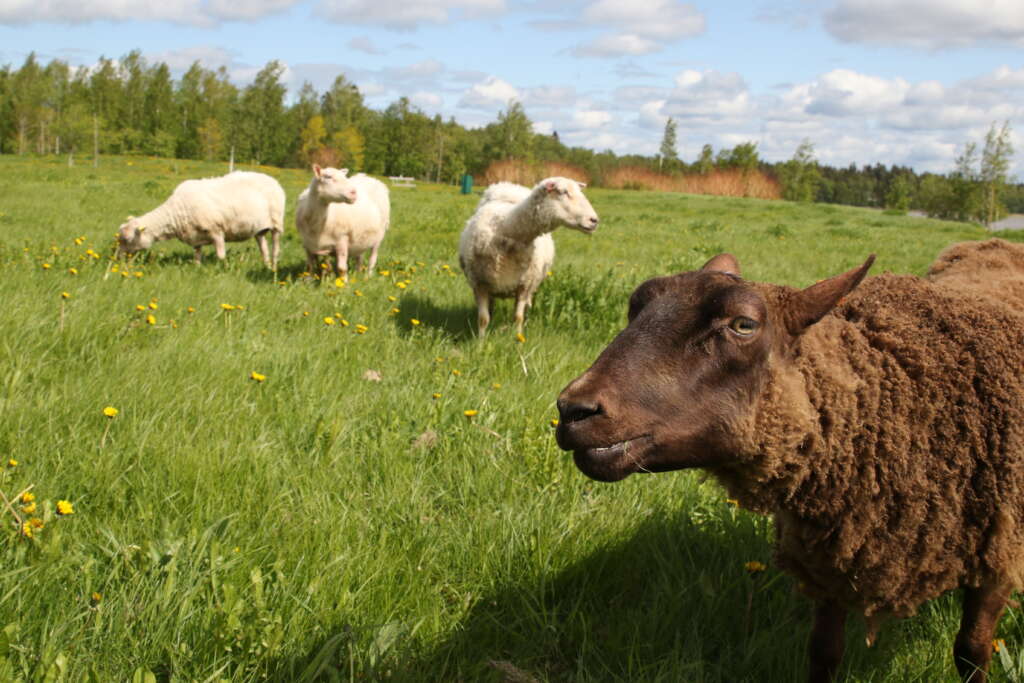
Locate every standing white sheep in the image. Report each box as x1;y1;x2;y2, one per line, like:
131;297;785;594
295;165;391;280
117;171;285;270
458;177;599;337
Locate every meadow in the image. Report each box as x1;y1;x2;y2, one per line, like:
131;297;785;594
0;153;1019;682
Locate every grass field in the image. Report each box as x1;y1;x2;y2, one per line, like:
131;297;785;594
1;153;1020;682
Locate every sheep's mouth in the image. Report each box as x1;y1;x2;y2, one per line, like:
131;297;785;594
573;434;653;482
575;224;597;235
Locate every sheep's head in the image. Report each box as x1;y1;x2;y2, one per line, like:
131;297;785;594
537;177;599;233
312;164;358;204
555;253;874;482
117;216;153;254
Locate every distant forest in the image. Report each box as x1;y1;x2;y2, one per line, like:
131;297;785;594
1;51;1020;220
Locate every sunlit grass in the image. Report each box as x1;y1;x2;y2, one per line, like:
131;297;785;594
0;153;1003;681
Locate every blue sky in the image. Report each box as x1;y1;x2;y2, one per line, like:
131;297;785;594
2;0;1023;174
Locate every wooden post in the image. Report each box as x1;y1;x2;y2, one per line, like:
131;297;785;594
93;115;99;168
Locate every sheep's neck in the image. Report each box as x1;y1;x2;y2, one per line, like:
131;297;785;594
305;182;333;225
710;323;860;523
138;202;178;242
501;193;557;243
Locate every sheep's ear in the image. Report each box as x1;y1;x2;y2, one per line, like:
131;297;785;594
785;255;875;335
544;180;559;194
312;164;322;178
577;181;587;188
701;253;740;276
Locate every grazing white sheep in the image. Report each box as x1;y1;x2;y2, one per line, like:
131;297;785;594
295;165;391;280
117;171;285;269
458;177;599;337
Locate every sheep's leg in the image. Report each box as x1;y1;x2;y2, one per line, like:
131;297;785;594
255;231;271;268
807;601;846;683
212;234;227;261
271;231;281;272
334;236;350;281
954;582;1011;682
193;246;203;264
305;250;319;276
366;244;380;275
474;288;491;338
513;288;530;336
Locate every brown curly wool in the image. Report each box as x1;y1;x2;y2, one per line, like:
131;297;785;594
711;238;1024;620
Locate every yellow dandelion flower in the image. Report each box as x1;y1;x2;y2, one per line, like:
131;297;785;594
387;295;397;302
133;271;143;278
148;302;158;310
221;303;236;311
994;639;1006;653
379;269;390;276
390;308;400;314
323;317;336;326
411;319;421;326
21;501;36;514
187;306;195;313
339;319;349;326
56;500;74;516
396;282;407;289
435;357;444;363
121;271;129;278
68;267;78;275
516;333;526;343
103;406;118;418
463;409;478;418
451;369;461;376
432;393;442;399
744;561;767;574
7;459;17;467
550;419;559;427
29;517;44;529
302;311;310;317
135;304;145;311
492;383;502;389
90;592;102;605
42;263;52;270
441;264;451;271
250;371;266;383
21;521;33;538
354;290;363;296
146;314;156;325
21;492;35;504
61;291;70;299
355;324;368;334
334;277;346;288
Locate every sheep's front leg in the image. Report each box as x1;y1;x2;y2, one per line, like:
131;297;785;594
807;601;846;683
513;287;530;337
334;236;350;281
474;287;491;338
193;246;203;264
366;244;380;275
271;231;281;272
954;581;1011;682
255;231;271;268
212;233;227;261
305;250;320;276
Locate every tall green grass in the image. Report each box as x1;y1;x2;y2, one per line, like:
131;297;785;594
0;154;1008;681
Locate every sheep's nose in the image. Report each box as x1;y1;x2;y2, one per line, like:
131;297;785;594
557;398;602;424
588;216;599;228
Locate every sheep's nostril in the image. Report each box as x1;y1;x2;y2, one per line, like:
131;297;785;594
557;398;602;424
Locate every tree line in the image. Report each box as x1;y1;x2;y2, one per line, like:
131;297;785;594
1;51;1019;222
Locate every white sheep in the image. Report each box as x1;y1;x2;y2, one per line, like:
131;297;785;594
117;171;285;269
458;177;599;337
295;165;391;280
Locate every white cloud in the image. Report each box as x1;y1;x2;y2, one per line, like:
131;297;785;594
410;90;443;111
824;0;1024;49
0;0;300;25
803;69;909;116
532;120;554;135
348;36;383;55
150;45;238;72
523;85;576;108
663;69;751;120
458;75;520;109
572;0;705;57
573;109;613;128
316;0;505;30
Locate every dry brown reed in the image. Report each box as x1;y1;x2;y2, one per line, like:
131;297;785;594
481;159;591;186
603;166;781;200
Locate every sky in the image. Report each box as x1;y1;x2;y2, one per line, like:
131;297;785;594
1;0;1023;175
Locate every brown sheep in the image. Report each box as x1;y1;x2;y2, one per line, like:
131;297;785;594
554;238;1024;682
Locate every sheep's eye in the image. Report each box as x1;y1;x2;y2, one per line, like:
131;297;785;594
729;317;758;336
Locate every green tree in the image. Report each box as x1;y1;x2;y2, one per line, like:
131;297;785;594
332;126;366;170
884;173;912;212
197;118;224;161
979;121;1014;225
321;75;366;135
300;114;327;164
487;100;533;162
236;61;288;165
659;117;678;171
778;139;821;202
695;144;714;174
